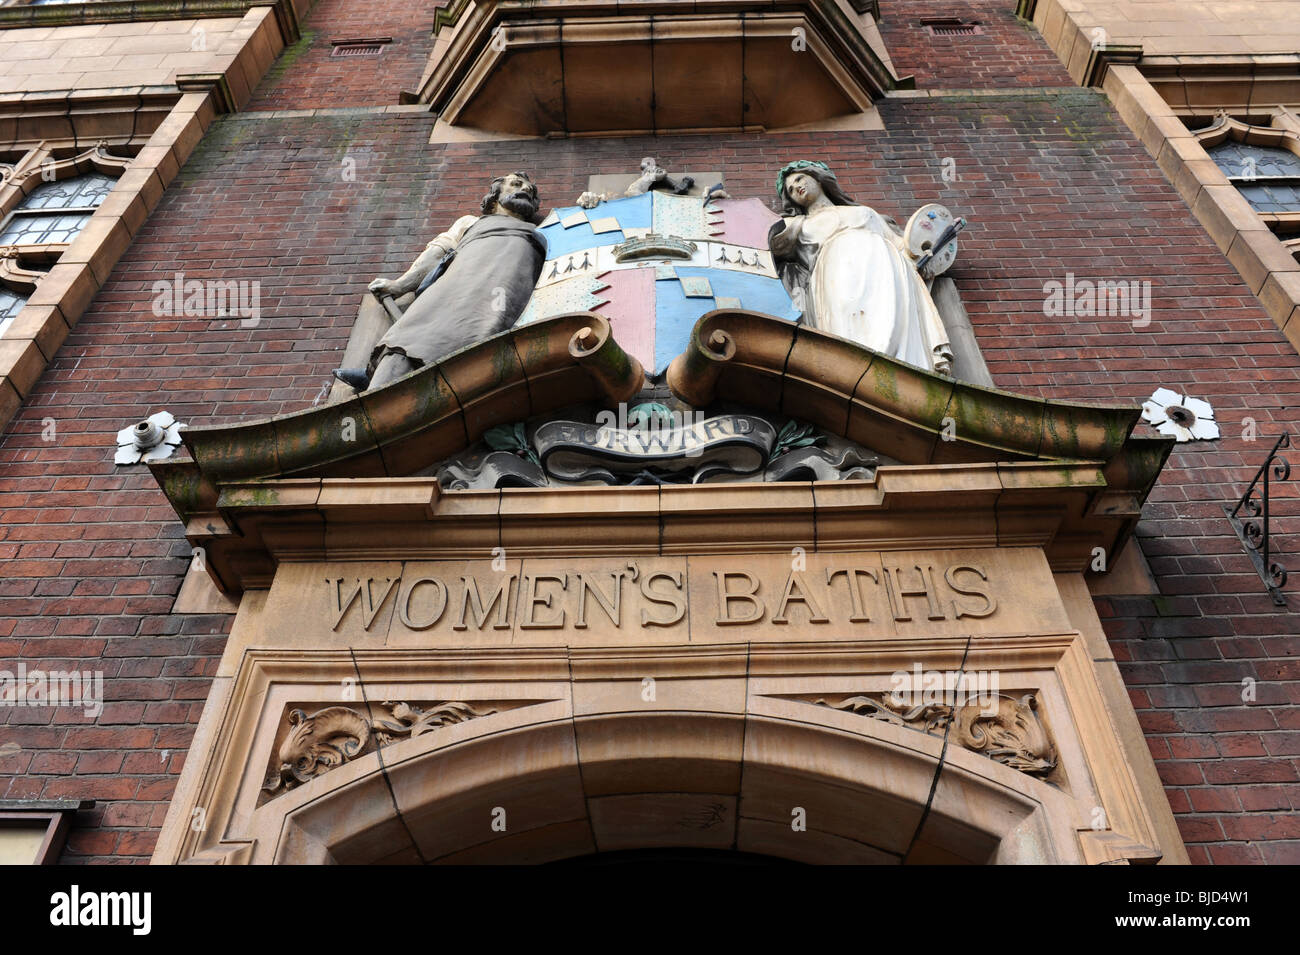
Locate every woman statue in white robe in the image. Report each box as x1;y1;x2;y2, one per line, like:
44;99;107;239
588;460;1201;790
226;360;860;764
769;160;953;375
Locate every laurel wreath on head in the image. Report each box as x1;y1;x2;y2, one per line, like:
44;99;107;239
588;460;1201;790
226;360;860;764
775;160;831;204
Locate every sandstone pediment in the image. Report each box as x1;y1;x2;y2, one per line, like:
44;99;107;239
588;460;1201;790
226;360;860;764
150;311;1172;595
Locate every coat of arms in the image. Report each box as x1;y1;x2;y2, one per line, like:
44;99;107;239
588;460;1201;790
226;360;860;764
514;191;800;374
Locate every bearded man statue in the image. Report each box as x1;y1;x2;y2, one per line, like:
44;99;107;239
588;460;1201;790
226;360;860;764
334;171;548;391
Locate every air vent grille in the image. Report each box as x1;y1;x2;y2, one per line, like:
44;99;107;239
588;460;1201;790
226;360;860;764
332;43;384;57
922;19;983;36
329;37;393;57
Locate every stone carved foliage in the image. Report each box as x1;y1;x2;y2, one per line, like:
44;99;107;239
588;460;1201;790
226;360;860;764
807;692;1058;779
264;706;370;795
262;700;499;799
435;404;879;489
370;700;491;746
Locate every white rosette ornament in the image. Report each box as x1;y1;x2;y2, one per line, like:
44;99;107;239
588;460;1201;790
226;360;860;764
115;410;186;465
1140;388;1219;443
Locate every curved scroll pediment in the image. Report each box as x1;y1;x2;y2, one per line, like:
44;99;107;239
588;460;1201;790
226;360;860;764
155;310;1167;490
149;310;1172;593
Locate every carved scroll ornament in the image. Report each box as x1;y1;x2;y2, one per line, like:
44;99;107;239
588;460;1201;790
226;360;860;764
262;700;498;798
811;692;1058;778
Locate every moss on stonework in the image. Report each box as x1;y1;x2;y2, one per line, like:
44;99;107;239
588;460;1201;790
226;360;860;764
263;29;317;87
172;119;259;186
226;484;282;508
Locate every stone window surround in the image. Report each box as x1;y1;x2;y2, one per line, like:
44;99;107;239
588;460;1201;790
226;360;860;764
1097;61;1300;353
0;4;296;435
0;145;133;302
1194;114;1300;261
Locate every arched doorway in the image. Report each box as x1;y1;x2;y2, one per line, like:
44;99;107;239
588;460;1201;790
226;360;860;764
230;701;1074;865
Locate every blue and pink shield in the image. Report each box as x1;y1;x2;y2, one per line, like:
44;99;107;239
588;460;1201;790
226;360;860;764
515;192;800;375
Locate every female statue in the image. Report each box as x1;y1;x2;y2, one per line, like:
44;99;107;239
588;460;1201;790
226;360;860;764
769;161;954;375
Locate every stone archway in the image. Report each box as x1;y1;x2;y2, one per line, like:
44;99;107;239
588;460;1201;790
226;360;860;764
194;676;1077;865
157;626;1166;866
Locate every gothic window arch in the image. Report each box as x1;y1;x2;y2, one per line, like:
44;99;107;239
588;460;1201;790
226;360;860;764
1196;113;1300;261
0;171;117;246
0;251;46;336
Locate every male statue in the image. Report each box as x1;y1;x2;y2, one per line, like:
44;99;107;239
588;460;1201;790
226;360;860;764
334;172;548;391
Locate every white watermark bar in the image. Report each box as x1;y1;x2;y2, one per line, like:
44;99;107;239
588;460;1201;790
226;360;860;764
0;664;103;719
889;663;1000;714
151;272;261;327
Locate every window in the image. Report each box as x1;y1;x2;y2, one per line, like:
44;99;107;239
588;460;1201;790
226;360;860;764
0;147;129;338
1195;113;1300;264
0;800;91;865
0;172;116;246
0;286;27;333
1208;141;1300;214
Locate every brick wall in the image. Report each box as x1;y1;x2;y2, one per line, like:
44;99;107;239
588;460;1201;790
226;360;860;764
876;0;1074;88
244;0;438;111
1;3;1297;864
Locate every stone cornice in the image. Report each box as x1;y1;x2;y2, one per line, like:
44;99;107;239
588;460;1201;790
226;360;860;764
0;0;304;45
150;312;643;511
668;310;1161;469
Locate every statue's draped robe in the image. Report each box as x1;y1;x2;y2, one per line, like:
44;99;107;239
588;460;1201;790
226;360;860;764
771;205;952;374
371;213;547;370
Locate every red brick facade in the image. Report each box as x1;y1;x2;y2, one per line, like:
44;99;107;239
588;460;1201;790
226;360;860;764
244;0;436;111
0;0;1297;863
877;0;1073;89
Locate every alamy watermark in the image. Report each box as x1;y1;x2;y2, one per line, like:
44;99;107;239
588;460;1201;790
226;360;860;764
888;664;1000;715
151;272;260;327
1043;272;1151;326
50;886;151;935
0;664;103;718
595;402;712;458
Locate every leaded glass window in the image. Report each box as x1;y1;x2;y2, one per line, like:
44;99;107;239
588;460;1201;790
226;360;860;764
0;286;27;335
0;172;116;246
1209;141;1300;214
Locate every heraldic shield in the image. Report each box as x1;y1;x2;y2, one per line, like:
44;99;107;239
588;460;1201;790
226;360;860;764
514;191;801;375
